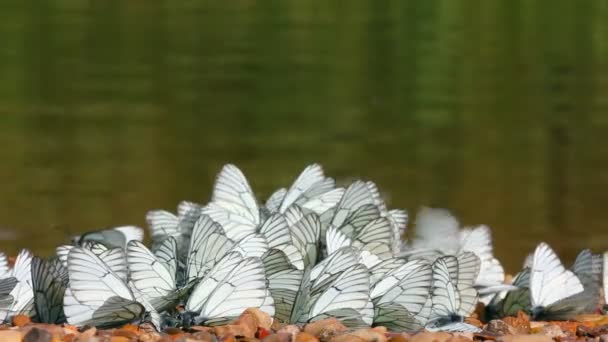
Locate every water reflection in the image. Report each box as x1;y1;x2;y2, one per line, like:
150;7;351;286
0;1;607;272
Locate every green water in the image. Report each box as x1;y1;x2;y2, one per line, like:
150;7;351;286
1;1;607;272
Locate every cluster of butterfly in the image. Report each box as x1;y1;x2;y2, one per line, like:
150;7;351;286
0;164;606;333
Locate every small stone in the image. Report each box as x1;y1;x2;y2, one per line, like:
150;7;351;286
20;323;65;339
241;308;273;330
502;311;532;334
23;327;53;342
12;314;31;327
263;333;292;342
0;330;23;342
295;332;319;342
277;325;300;335
110;337;131;342
213;324;255;338
330;334;367;342
496;334;553;342
112;328;138;340
77;327;97;340
190;330;215;342
600;334;608;342
303;318;347;339
450;332;474;341
486;320;516;335
388;334;409;342
542;324;566;338
138;332;163;342
348;328;387;342
410;332;452;342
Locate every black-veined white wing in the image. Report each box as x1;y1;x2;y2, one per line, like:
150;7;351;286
231;233;269;258
372;259;432;328
369;258;407;286
154;237;178;279
0;277;17;309
31;257;67;324
146;210;180;243
300;188;345;216
374;302;423;331
127;241;185;312
78;226;144;249
460;225;505;288
571;249;602;286
326;181;378;232
186;252;274;325
177;200;202;219
129;282;161;331
64;247;144;327
429;256;478;325
290;212;321;269
265;188;287;213
187;214;234;282
0;250;34;322
387;209;408;253
278;164;326;213
262;249;303;323
529;243;584;308
0;252;8;278
97;248;128;282
259;214;303;269
308;264;372;326
202;164;260;240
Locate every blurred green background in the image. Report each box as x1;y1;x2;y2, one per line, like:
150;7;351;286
1;1;607;272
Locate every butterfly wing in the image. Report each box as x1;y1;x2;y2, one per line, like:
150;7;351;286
31;257;67;324
529;243;584;308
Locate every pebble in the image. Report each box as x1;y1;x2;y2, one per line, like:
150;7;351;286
303;318;347;339
0;330;23;342
23;327;53;342
410;332;452;342
496;334;553;342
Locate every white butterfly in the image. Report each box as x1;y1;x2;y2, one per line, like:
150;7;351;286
0;252;9;278
186;214;269;283
427;255;481;332
262;249;304;323
185;252;274;325
371;259;432;331
31;257;68;324
266;164;344;216
58;243;128;282
127;240;193;313
146;201;201;255
0;250;34;322
75;226;144;249
485;268;531;319
202;164;262;241
292;247;373;327
63;247;146;328
528;242;587;320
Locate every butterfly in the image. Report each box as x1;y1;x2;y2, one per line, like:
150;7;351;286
126;239;194;313
265;164;344;216
63;247;148;328
74;226;144;249
426;254;481;332
30;257;68;324
371;259;433;331
185;252;274;325
528;243;588;320
0;250;34;323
